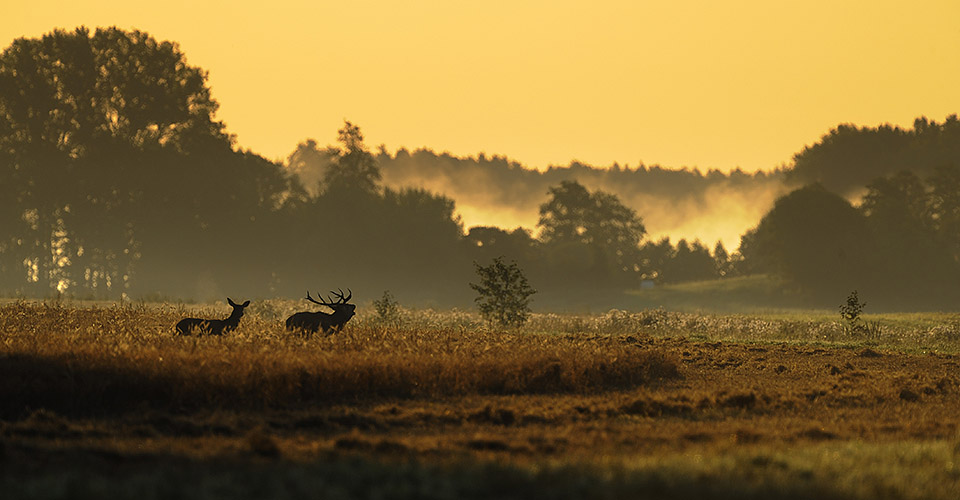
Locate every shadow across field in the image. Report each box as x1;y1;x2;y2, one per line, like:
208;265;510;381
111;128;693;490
0;353;178;418
0;346;680;419
1;439;894;500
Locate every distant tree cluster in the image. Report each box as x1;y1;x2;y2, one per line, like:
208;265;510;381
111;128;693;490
639;238;734;283
371;145;785;251
466;181;735;293
740;167;960;307
376;147;783;212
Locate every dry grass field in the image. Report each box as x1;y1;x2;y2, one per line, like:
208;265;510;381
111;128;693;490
2;299;960;499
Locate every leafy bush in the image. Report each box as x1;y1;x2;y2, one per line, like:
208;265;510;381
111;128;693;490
840;290;866;326
373;290;401;325
470;257;536;327
839;290;882;338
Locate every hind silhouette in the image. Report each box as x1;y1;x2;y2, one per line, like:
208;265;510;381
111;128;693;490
175;298;250;336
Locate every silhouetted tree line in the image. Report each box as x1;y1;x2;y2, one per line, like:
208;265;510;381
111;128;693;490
374;147;782;209
736;116;960;308
0;28;746;306
0;28;462;301
3;27;958;310
378;146;785;248
292;138;787;254
787;116;960;196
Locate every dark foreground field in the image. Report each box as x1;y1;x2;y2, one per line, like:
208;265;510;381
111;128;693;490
2;301;960;499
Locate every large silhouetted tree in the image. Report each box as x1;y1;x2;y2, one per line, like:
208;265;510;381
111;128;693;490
537;180;646;285
0;27;223;295
0;27;289;298
859;170;959;298
323;121;382;196
739;184;874;298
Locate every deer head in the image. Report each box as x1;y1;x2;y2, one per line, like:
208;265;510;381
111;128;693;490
224;297;250;325
305;288;355;316
227;297;251;311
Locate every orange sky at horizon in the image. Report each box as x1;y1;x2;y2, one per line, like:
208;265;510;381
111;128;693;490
3;1;959;173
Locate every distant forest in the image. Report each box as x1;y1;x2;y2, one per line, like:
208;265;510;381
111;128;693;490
284;138;787;248
2;27;959;309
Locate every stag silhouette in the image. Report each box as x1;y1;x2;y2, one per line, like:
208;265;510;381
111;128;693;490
175;298;250;336
285;288;356;335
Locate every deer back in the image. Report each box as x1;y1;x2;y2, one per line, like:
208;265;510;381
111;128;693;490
175;298;249;336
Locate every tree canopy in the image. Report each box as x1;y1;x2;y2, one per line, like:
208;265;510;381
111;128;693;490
788;116;960;195
0;27;259;297
739;184;873;298
323;121;381;196
537;180;646;284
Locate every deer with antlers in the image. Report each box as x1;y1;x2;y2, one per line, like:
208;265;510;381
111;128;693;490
285;288;356;335
175;298;250;336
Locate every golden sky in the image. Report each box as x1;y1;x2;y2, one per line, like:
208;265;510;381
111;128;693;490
3;1;959;172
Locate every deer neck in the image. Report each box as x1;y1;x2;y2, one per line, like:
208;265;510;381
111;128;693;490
226;309;244;324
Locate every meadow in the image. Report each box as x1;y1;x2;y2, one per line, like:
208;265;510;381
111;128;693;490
2;299;960;499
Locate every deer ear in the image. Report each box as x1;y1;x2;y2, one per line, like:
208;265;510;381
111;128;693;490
242;300;250;307
227;298;236;306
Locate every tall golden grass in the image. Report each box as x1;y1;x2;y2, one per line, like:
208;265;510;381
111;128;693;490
5;301;960;500
0;301;679;416
5;298;958;418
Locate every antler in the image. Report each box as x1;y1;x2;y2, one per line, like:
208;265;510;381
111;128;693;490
330;288;352;303
305;291;336;306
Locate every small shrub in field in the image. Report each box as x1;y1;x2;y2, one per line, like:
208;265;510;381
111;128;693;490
470;257;536;327
840;290;866;327
373;290;401;325
839;290;882;339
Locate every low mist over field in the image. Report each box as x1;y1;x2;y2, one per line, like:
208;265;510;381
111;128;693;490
378;151;788;248
288;142;788;248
